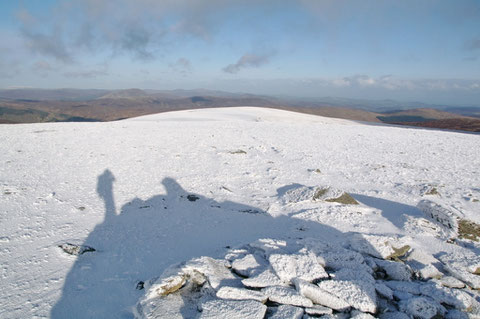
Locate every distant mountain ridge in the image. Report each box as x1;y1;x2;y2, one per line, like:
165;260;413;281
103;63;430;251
1;88;479;132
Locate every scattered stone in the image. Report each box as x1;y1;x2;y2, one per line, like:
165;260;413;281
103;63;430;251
438;276;465;288
199;299;266;319
249;238;287;256
241;268;284;288
317;280;377;313
136;281;145;290
375;282;393;299
58;243;95;255
262;285;313;307
269;253;328;284
375;259;412;281
384;281;421;295
268;305;304;319
445;309;469;319
147;274;186;297
187;194;199;202
437;252;480;289
378;312;410;319
304;305;333;315
182;257;239;290
229;150;247;155
77;206;86;211
348;233;406;260
313;187;359;205
387;245;411;261
216;286;267;303
350;310;376;319
231;254;263;277
419;283;476;311
418;264;443;280
417;200;459;234
332;267;375;284
293;278;350;311
398;297;446;319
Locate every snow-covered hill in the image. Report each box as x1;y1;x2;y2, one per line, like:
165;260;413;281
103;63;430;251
0;107;479;318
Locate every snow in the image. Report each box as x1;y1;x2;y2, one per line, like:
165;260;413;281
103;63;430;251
1;106;479;318
216;286;267;303
198;299;267;319
268;252;328;284
262;286;314;308
267;304;304;319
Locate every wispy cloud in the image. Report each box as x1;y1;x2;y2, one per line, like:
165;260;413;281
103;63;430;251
223;53;273;74
168;58;192;76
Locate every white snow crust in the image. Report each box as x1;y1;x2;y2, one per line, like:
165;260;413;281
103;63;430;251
1;107;479;318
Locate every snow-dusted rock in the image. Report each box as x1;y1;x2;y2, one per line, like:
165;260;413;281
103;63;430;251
262;285;313;307
332;267;375;284
445;309;469;319
199;299;267;319
418;264;443;280
216;286;267;303
134;292;186;319
375;282;393;299
281;185;316;204
438;276;465;288
321;250;369;272
183;256;239;290
231;254;263;277
378;312;410;319
399;297;446;319
384;281;421;295
269;252;328;284
58;242;95;255
417;200;459;233
405;249;442;280
241;268;284;288
350;310;376;319
146;274;187;298
304;305;333;315
419;283;477;310
268;305;304;319
293;278;350;311
375;259;412;281
438;252;480;289
348;233;408;260
317;280;377;314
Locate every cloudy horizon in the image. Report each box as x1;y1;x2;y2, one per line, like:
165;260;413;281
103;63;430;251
1;0;479;106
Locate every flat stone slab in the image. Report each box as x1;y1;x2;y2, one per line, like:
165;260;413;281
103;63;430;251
216;286;267;303
199;299;267;319
267;305;304;319
262;285;313;307
318;279;377;314
269;252;328;284
293;278;350;311
231;254;263;277
241;268;284;288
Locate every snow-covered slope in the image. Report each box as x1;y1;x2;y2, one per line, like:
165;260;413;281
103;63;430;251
0;107;479;318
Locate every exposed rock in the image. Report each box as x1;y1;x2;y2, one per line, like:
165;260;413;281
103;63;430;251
269;253;328;284
241;268;284;288
216;286;267;303
417;200;459;234
262;285;313;307
231;254;263;277
186;194;199;202
375;282;393;299
58;242;95;255
418;264;443;280
183;256;239;290
304;305;333;315
199;299;267;319
317;279;377;314
267;305;304;319
147;274;186;297
398;297;446;319
438;276;465;288
375;259;412;281
293;278;350;311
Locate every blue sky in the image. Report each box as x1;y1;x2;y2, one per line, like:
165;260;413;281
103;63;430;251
1;0;479;105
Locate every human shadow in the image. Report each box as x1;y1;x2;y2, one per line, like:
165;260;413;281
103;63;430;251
52;170;382;319
352;194;423;230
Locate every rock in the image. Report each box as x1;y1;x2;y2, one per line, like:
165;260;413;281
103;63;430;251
384;281;421;295
216;286;267;303
417;200;459;234
231;254;263;277
268;305;304;319
378;312;410;319
438;252;480;289
249;238;287;256
58;243;95;255
350;310;376;318
375;259;412;281
445;309;469;319
438;276;465;288
304;305;333;315
398;297;446;319
312;187;359;205
262;285;313;307
134;291;186;319
241;268;284;288
293;278;350;311
183;256;239;290
147;274;186;297
321;250;369;271
348;233;407;260
418;264;443;280
317;280;377;314
375;282;393;299
281;185;317;204
332;267;375;284
269;253;328;284
136;281;145;290
186;194;199;202
419;283;477;311
199;299;267;319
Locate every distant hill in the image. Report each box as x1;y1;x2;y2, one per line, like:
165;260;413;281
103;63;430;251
1;88;479;132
